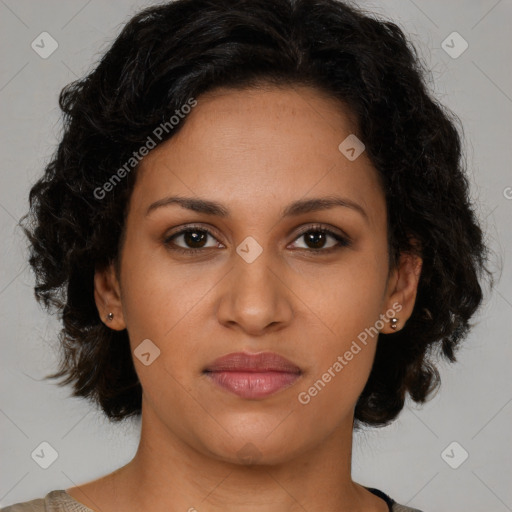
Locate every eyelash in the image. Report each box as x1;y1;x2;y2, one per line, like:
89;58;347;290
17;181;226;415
163;223;351;255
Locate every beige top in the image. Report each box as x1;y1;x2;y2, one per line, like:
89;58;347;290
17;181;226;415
1;491;92;512
1;489;424;511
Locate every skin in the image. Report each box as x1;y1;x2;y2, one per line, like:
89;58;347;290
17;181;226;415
67;84;422;512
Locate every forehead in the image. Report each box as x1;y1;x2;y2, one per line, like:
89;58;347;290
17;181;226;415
130;85;385;228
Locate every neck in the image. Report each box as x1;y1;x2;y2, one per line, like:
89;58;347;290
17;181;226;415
101;401;378;512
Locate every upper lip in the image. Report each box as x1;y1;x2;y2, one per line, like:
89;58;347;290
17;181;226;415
204;352;302;373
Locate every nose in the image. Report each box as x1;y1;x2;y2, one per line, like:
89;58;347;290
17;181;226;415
215;248;294;336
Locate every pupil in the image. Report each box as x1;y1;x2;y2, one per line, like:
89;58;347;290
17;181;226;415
306;231;325;249
185;230;206;248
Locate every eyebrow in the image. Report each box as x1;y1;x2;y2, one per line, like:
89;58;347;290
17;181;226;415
146;195;368;222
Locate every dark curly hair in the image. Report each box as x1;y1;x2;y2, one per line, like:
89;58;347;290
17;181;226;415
20;0;495;427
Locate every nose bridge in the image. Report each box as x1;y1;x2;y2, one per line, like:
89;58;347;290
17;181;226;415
216;236;293;333
233;236;279;306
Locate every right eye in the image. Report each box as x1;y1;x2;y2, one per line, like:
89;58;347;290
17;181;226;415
163;226;223;254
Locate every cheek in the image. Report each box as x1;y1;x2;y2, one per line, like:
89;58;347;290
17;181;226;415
294;350;375;437
119;252;213;426
294;248;387;342
119;238;219;345
295;306;379;423
292;253;385;406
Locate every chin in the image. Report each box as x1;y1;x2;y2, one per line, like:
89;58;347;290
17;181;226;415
202;430;307;468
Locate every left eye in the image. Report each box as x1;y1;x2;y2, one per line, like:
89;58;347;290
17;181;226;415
290;227;350;251
164;225;351;254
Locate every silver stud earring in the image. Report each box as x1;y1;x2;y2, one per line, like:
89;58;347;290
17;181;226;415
390;317;398;330
106;312;114;322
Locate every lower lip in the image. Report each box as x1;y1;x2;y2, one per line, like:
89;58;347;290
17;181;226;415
204;371;301;399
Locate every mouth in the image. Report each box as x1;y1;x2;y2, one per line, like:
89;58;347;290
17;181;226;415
203;351;302;400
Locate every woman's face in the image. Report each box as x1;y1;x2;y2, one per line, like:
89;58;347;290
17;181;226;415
97;85;419;464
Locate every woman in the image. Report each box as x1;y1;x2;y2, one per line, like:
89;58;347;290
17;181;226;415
3;0;493;510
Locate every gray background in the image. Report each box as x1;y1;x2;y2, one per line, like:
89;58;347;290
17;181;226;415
0;0;511;510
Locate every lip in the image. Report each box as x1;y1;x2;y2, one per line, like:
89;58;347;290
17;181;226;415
204;351;302;373
203;352;302;399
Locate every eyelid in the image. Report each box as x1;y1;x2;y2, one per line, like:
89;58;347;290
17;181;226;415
163;223;224;254
292;223;350;241
164;223;224;243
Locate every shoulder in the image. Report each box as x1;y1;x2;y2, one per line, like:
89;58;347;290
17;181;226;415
0;497;45;512
1;490;92;512
392;504;424;512
367;487;424;512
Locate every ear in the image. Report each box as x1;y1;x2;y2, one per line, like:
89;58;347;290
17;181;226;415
94;262;126;331
380;248;423;334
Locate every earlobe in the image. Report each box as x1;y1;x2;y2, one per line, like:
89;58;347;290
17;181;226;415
382;251;423;334
93;263;126;330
